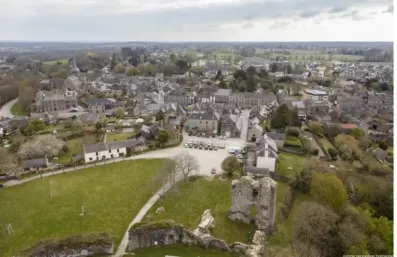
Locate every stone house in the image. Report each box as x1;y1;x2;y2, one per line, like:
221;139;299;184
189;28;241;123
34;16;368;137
87;98;125;114
247;124;264;142
34;90;78;113
22;158;49;172
229;92;277;109
245;134;278;173
220;114;241;138
139;123;162;140
214;89;232;103
185;112;219;134
83;138;147;163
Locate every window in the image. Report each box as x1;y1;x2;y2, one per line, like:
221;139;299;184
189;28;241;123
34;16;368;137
206;121;208;124
89;157;92;161
117;149;119;153
96;152;98;155
109;150;111;153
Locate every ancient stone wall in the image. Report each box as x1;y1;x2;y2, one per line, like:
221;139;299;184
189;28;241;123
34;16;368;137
128;225;183;251
18;233;114;257
229;175;277;231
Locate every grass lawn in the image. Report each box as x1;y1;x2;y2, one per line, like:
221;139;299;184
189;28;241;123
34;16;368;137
276;153;307;179
43;59;69;65
143;178;255;244
283;135;301;148
0;159;165;257
106;132;136;143
10;101;28;116
274;182;289;224
319;137;336;151
128;244;238;257
56;134;97;164
269;193;311;247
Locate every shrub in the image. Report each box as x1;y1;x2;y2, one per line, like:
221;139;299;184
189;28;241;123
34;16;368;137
308;122;324;137
369;163;392;176
311;148;319;155
328;148;338;158
284;135;302;149
378;141;388;151
286;128;300;137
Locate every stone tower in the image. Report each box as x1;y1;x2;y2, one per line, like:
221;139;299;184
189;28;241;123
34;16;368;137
70;57;80;74
229;175;277;231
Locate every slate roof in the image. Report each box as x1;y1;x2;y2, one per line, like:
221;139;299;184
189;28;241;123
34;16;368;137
22;158;48;169
83;138;146;154
187;112;218;121
267;132;286;141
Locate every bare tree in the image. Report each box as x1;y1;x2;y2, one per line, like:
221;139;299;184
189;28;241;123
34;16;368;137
0;148;16;175
18;135;65;160
161;159;181;188
175;153;199;182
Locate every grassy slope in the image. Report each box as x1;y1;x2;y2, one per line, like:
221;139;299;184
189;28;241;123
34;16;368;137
143;178;255;244
0;159;165;257
128;244;238;257
10;102;28;116
276;153;307;179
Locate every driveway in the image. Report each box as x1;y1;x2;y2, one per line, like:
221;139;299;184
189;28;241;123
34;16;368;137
0;98;17;118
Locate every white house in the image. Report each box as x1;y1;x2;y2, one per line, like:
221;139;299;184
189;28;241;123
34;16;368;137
255;134;278;173
302;89;329;102
83;138;146;163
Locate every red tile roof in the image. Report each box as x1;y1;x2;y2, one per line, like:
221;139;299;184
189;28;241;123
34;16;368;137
339;124;357;129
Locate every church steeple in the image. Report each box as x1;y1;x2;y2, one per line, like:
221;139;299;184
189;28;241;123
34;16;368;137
71;57;80;74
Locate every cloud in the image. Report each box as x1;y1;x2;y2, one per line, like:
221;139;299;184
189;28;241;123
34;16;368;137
382;5;393;13
241;22;255;29
0;0;393;41
269;20;291;30
329;6;348;13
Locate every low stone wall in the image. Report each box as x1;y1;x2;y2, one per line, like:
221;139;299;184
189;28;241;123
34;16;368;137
18;233;114;257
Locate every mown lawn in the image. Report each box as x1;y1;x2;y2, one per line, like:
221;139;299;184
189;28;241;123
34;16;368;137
106;132;136;143
10;101;28;116
0;159;165;257
276;153;307;178
319;137;336;151
143;178;255;244
128;244;238;257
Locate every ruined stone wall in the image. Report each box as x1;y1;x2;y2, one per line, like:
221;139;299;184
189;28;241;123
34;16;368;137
18;233;114;257
229;175;277;231
128;225;183;251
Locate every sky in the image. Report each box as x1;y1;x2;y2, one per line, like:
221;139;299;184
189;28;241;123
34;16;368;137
0;0;394;42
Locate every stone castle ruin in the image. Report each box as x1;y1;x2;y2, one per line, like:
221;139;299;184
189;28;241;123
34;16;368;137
229;175;277;231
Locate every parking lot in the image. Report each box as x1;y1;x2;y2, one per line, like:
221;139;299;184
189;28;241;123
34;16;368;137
177;132;246;176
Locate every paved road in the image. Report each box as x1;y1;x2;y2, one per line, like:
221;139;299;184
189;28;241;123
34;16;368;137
240;109;250;142
0;98;18;118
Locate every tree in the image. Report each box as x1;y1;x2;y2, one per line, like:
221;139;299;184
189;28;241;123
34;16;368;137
271;104;292;129
308;122;323;137
114;107;125;118
378;141;388;151
18;135;65;160
293;202;340;257
25;119;45;135
161;159;180;188
233;69;247;80
270;63;278;72
327;148;338;158
221;156;240;177
155;110;165;121
114;63;125;74
175;153;199;182
95;122;103;133
350;128;365;140
175;60;189;73
0;148;16;175
311;173;347;212
157;130;169;147
125;66;138;76
290;169;312;193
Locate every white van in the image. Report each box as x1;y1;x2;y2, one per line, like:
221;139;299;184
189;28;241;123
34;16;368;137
227;146;242;154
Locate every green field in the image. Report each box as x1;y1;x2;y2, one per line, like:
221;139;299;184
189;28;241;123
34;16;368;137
43;59;69;65
143;178;255;244
10;102;28;116
106;132;136;143
276;153;307;178
0;159;165;257
257;49;363;62
128;244;238;257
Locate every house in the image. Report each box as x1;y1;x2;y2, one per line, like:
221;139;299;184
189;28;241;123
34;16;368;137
87;98;125;114
247;134;278;173
214;89;232;103
266;132;286;148
34;90;78;113
373;148;387;161
220;114;241;138
247;124;264;142
302;89;328;102
83;138;147;163
139;123;162;140
185;112;219;134
22;158;49;171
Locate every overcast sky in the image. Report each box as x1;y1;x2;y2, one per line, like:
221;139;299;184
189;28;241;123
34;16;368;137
0;0;394;41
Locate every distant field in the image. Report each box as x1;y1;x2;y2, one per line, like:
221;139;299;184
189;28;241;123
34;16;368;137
43;59;69;65
256;49;363;62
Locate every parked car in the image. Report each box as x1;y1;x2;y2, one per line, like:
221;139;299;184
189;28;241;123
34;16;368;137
204;146;208;150
193;144;198;148
184;143;188;148
211;168;216;174
198;145;203;149
188;132;192;136
188;144;193;148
